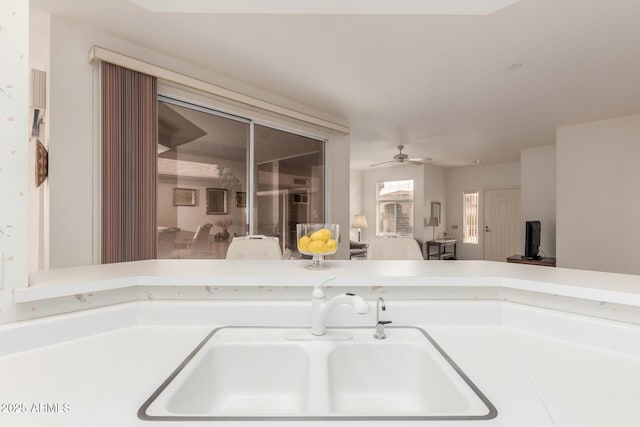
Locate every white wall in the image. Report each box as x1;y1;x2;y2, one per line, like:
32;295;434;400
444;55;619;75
327;133;351;260
0;0;29;323
46;16;351;268
445;162;521;260
48;17;98;268
521;145;556;257
349;169;363;241
557;114;640;274
28;10;50;273
423;163;446;242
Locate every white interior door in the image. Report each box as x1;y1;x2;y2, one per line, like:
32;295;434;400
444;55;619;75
484;188;522;261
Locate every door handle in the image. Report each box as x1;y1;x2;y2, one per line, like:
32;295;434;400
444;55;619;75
484;226;491;232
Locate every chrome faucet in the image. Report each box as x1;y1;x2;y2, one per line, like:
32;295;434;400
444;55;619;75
311;282;370;336
373;297;392;340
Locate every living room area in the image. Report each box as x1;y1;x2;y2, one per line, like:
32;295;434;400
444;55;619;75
23;0;640;277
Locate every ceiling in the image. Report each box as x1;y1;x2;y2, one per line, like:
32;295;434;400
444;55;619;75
32;0;640;169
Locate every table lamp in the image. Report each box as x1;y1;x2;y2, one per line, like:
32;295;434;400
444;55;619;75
352;214;368;242
426;216;439;241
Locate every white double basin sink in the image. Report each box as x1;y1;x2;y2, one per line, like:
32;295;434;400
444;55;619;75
139;326;496;421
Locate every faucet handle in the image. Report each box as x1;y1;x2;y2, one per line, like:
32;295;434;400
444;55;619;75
312;284;324;299
377;320;392;325
312;277;336;299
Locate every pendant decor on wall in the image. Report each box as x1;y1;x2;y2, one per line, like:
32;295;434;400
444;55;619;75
35;140;48;188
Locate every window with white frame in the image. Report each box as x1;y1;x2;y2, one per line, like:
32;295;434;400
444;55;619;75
463;191;479;244
376;180;414;236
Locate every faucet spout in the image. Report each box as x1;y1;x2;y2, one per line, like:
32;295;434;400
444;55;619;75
374;297;392;340
311;291;370;336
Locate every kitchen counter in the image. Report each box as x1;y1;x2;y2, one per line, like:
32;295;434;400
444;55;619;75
1;300;640;427
15;260;640;327
21;260;640;307
4;261;640;425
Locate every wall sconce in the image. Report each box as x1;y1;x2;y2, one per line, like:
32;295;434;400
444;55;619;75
35;140;48;188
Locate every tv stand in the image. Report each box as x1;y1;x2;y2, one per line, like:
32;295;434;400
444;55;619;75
507;254;556;267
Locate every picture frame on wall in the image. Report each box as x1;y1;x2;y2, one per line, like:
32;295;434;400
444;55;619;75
237;191;247;208
207;188;228;215
172;188;197;206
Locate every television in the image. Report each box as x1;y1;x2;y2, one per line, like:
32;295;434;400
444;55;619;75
524;221;541;260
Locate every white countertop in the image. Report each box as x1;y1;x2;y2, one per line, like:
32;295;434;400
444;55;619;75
20;260;640;307
1;300;639;427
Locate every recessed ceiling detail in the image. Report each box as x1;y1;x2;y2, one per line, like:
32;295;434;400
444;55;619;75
128;0;522;15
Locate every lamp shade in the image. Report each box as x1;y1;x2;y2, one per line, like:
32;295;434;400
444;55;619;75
352;214;368;229
426;217;439;227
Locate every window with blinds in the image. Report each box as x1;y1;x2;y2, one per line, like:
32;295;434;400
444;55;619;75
463;191;479;244
376;180;414;236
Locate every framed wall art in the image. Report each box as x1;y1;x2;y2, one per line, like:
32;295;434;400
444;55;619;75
236;191;247;208
172;188;197;206
207;188;228;214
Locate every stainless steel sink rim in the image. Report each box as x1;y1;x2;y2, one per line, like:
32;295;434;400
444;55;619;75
138;325;498;421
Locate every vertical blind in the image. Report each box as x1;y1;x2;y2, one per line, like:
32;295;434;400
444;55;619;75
102;62;158;263
463;191;479;244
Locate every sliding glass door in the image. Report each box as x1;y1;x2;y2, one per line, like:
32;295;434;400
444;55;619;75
254;124;325;254
156;98;325;259
156;98;249;259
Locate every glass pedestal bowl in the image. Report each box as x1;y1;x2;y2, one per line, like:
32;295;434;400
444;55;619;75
296;223;339;270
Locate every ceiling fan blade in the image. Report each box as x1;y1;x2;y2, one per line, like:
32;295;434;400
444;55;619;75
369;160;397;167
408;159;424;165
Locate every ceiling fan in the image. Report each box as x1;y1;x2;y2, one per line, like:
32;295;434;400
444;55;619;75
370;145;427;168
